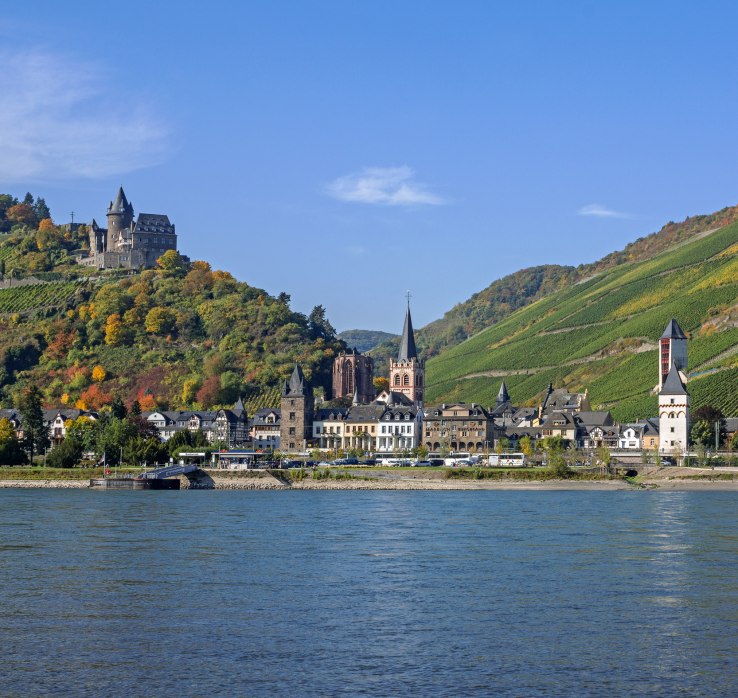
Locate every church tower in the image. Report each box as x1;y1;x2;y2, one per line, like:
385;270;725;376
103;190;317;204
280;364;314;452
106;186;134;251
659;362;689;456
389;299;425;404
659;319;688;390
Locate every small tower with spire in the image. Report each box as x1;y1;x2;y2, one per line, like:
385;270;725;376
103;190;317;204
658;319;688;390
659;361;689;457
389;294;425;404
496;381;510;408
280;364;314;452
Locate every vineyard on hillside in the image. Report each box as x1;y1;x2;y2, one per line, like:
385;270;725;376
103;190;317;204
426;222;738;421
0;281;87;314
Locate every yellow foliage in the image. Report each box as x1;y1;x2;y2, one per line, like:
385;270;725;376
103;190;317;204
104;313;124;346
92;365;107;382
690;257;738;293
61;392;70;405
75;399;87;410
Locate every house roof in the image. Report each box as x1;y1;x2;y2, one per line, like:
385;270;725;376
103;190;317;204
661;319;687;340
496;381;510;405
344;404;386;422
134;213;175;235
659;362;688;396
576;411;613;427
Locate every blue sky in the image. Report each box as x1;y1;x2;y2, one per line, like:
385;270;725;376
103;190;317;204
2;1;738;333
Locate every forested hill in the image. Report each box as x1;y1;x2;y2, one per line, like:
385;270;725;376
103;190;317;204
424;221;738;421
337;329;398;353
370;203;738;366
0;192;345;411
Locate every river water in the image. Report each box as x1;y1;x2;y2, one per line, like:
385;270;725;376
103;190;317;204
1;489;737;697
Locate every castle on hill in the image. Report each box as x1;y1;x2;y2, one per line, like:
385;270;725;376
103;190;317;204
79;186;179;270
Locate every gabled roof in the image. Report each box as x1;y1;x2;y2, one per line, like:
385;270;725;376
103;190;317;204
576;411;614;427
397;303;417;361
661;319;687;340
134;213;175;234
659;362;688;396
345;404;386;422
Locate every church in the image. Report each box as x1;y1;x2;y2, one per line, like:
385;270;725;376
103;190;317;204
79;186;178;270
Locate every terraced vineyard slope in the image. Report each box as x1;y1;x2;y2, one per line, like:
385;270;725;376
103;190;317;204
425;222;738;421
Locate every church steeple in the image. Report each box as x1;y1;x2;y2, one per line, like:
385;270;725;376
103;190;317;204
397;299;417;361
496;381;510;407
389;295;424;405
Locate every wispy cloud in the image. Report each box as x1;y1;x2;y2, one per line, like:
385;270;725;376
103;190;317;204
577;203;632;219
327;166;445;206
0;49;169;183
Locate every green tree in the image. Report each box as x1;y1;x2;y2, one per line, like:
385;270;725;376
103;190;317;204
47;436;83;468
145;306;177;335
156;250;188;276
690;420;713;446
0;417;27;465
19;385;50;462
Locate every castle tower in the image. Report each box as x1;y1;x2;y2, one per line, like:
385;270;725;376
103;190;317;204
280;364;314;452
332;349;374;403
659;319;688;390
389;299;425;404
659;362;689;456
106;186;134;251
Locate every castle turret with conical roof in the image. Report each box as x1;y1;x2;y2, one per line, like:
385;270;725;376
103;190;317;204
389;297;425;404
106;186;134;250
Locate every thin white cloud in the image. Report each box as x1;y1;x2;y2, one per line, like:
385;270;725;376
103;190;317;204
0;49;169;183
327;166;445;206
577;203;632;219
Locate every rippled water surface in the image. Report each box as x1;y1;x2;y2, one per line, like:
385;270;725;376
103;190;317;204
2;489;738;696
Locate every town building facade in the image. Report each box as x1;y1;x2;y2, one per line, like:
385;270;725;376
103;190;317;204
332;349;374;403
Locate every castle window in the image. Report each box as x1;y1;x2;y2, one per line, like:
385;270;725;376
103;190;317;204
289;412;296;421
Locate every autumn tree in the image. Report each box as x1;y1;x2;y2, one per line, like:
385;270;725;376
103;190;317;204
104;313;128;346
92;365;107;382
6;203;37;227
145;306;177;335
156;250;188;276
373;377;389;394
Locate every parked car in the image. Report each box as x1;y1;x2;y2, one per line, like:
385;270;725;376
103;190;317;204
333;457;359;465
412;460;431;467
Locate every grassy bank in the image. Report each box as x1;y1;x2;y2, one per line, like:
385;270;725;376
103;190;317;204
444;467;620;481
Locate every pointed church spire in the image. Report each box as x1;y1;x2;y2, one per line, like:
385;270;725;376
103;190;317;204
397;296;417;361
496;381;510;406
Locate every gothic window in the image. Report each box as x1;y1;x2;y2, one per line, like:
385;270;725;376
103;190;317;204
394;374;401;386
403;374;410;386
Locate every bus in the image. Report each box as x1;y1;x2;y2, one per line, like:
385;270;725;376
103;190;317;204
487;453;527;467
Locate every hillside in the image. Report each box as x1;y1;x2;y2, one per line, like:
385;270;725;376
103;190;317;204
425;222;738;420
337;329;398;353
371;204;738;365
0;193;346;412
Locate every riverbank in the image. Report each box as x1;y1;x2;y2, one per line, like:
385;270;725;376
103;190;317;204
2;465;738;490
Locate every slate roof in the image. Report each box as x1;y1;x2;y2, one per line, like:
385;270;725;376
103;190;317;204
284;364;311;397
659;362;688;396
496;381;510;406
108;186;132;214
576;411;614;427
344;404;387;422
134;213;175;235
314;407;349;421
661;319;687;340
397;304;417;361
